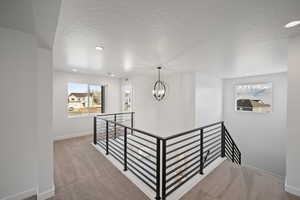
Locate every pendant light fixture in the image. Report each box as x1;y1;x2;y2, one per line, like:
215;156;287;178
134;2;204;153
153;66;166;101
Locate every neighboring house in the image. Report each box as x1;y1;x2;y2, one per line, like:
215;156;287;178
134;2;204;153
237;99;271;112
68;93;101;112
68;93;90;111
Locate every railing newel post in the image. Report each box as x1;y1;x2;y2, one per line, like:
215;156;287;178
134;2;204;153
114;114;117;139
131;112;134;135
161;139;167;200
155;138;161;200
93;116;97;145
106;120;109;155
221;122;225;158
200;129;204;175
124;127;127;171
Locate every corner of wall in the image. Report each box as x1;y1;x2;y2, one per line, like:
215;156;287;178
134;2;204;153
37;185;55;200
285;179;300;197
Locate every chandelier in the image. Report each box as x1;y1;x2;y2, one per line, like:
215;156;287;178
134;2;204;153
153;67;166;101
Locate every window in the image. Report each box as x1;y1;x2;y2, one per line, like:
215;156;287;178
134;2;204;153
235;83;272;113
68;83;105;117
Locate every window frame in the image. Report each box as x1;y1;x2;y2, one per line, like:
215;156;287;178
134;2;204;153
67;83;105;118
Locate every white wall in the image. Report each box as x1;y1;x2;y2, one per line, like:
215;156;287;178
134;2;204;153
223;72;287;177
286;35;300;196
195;73;223;127
0;27;38;199
130;72;197;137
0;27;55;200
157;73;195;136
130;75;159;134
36;48;54;196
53;71;121;140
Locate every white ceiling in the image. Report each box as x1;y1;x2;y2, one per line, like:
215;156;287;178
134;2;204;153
0;0;61;49
53;0;300;78
0;0;35;34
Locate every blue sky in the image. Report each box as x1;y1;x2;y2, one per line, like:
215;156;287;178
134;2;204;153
68;83;88;94
68;83;102;94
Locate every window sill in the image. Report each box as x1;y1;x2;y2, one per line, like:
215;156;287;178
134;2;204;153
68;113;101;119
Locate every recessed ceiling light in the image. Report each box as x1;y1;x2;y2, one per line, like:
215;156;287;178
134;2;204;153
96;46;104;51
285;21;300;28
72;69;78;72
107;72;115;77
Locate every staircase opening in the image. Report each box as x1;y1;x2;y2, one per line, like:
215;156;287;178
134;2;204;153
93;112;241;200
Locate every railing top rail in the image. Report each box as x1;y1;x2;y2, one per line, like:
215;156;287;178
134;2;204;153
96;115;223;141
96;111;135;117
163;121;224;141
97;117;164;140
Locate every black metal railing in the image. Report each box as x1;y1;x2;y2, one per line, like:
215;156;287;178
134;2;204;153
94;112;163;199
161;122;223;198
223;126;241;164
94;113;241;200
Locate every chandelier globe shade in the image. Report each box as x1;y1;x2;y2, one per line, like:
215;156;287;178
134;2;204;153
152;67;166;101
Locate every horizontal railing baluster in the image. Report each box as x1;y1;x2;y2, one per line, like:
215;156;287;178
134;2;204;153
203;141;221;152
127;137;157;152
203;140;221;149
97;141;106;150
127;146;156;165
127;156;156;178
126;142;156;158
109;148;124;164
127;168;156;192
203;126;221;134
167;154;199;176
130;133;156;145
167;133;199;147
206;146;221;159
204;153;221;168
167;149;200;169
166;158;201;183
167;139;200;155
165;170;199;197
126;151;156;172
167;144;200;162
127;162;156;185
166;164;200;190
203;130;221;139
205;149;221;163
203;134;221;145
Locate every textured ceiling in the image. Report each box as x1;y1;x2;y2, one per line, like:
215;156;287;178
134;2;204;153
53;0;300;77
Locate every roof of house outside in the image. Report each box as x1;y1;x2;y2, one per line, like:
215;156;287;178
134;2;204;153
69;93;92;97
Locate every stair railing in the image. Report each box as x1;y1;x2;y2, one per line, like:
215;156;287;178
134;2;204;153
94;113;241;200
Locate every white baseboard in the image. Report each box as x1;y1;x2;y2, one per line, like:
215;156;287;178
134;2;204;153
1;188;36;200
37;186;55;200
285;179;300;197
1;185;55;200
54;132;92;141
